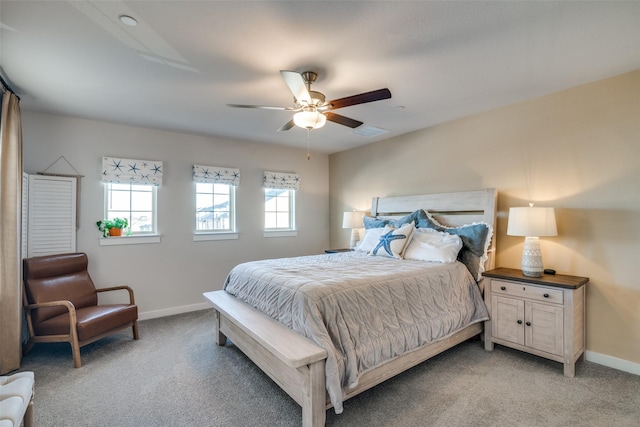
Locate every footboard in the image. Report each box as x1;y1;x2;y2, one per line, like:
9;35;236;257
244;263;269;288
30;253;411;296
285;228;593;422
203;291;328;427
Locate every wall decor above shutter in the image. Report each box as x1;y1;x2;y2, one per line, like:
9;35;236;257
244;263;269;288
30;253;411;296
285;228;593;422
101;156;163;186
193;165;240;186
263;171;300;190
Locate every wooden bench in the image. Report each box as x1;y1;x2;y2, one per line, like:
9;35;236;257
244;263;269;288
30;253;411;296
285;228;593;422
203;291;328;427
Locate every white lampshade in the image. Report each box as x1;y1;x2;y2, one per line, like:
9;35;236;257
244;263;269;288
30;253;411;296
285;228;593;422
342;211;364;249
507;206;557;277
342;211;364;229
507;207;557;237
293;109;327;130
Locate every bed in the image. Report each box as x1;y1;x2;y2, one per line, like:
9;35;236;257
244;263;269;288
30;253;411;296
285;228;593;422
203;188;497;427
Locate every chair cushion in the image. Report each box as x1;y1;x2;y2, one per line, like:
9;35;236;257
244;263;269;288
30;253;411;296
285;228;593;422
24;253;98;325
34;304;138;342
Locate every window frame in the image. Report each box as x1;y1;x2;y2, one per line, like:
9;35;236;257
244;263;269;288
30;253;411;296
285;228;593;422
193;182;238;241
102;182;158;237
264;187;296;236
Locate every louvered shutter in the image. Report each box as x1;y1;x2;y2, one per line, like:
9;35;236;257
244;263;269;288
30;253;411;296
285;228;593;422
26;174;77;257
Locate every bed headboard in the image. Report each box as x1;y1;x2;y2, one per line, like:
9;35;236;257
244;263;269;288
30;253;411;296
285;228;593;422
371;188;498;272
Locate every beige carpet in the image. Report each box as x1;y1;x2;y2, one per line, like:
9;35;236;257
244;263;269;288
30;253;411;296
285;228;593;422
18;309;640;426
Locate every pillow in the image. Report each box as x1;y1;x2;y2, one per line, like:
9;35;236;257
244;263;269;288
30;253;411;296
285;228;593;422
363;209;430;229
403;228;463;263
355;227;387;253
418;211;493;280
369;222;415;259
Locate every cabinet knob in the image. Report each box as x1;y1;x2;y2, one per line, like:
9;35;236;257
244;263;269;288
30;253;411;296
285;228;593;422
543;293;549;298
526;321;532;326
500;286;506;291
517;320;523;324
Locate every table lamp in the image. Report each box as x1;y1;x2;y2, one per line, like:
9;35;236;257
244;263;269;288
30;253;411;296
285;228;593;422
342;211;364;249
507;205;557;277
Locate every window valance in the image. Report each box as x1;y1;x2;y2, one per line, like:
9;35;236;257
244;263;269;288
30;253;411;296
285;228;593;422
263;171;300;190
101;157;163;186
193;165;240;186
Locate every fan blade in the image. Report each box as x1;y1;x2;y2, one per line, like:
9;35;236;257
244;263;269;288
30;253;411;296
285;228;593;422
327;88;391;110
324;112;363;128
277;119;295;132
280;70;311;104
227;104;297;111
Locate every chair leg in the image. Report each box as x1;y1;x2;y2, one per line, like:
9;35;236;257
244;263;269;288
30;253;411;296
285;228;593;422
132;321;139;340
71;340;82;368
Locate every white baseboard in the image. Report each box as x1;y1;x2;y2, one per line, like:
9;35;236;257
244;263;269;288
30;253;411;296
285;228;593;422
586;350;640;376
139;302;211;321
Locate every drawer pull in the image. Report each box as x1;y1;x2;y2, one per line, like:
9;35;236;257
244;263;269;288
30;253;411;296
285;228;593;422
526;321;532;326
517;320;523;324
544;293;549;298
500;286;506;291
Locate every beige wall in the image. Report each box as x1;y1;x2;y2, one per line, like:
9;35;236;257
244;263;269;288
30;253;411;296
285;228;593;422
22;112;330;318
329;70;640;366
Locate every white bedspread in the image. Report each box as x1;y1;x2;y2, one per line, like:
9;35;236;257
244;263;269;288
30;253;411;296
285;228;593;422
223;251;489;414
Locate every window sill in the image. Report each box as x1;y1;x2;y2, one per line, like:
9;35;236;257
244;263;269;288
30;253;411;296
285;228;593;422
263;230;298;238
99;235;161;246
193;232;238;242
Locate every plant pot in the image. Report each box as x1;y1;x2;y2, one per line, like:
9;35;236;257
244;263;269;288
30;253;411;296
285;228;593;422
109;227;123;237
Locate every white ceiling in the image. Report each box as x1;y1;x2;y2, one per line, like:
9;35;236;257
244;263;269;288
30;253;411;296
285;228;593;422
1;1;639;154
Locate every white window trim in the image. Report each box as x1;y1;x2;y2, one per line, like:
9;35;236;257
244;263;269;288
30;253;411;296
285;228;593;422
99;235;161;246
193;232;238;242
264;188;296;232
104;182;158;236
263;230;298;238
194;183;236;235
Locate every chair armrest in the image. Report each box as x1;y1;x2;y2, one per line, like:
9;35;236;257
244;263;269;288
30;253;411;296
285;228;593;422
96;285;136;305
24;300;78;328
25;300;76;312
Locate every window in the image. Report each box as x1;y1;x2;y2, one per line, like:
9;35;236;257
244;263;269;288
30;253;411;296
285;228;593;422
195;183;235;232
192;165;240;241
262;171;300;236
104;183;156;234
264;188;295;230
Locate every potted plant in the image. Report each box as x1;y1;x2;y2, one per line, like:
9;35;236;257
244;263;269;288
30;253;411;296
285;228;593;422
96;217;129;237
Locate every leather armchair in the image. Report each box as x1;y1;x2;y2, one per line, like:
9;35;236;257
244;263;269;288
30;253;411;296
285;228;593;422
23;252;139;368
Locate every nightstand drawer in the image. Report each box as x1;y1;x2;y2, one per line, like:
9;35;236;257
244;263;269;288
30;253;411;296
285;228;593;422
491;280;564;304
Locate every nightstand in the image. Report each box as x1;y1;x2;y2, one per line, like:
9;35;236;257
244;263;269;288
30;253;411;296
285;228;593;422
324;248;353;253
483;267;588;377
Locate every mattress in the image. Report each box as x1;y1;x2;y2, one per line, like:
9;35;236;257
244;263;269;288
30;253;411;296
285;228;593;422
223;251;489;413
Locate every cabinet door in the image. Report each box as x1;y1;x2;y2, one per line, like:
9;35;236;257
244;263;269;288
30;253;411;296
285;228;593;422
492;295;525;346
525;302;564;356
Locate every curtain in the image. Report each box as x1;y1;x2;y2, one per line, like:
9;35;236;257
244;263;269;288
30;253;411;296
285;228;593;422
263;171;300;190
193;165;240;186
101;156;163;186
0;91;23;374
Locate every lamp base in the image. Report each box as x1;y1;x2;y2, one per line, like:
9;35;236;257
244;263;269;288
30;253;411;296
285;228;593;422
349;229;360;249
521;236;544;277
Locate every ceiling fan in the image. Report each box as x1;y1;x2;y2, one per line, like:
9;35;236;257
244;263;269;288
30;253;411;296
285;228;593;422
227;70;391;132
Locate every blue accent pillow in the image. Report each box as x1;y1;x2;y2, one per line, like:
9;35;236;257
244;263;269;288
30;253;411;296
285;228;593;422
418;212;492;280
363;209;430;229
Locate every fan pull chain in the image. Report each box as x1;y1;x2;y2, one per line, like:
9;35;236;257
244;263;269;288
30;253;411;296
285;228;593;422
306;129;311;160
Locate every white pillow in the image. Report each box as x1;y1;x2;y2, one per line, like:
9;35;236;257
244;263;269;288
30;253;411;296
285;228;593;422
369;222;415;259
355;227;387;252
403;227;463;263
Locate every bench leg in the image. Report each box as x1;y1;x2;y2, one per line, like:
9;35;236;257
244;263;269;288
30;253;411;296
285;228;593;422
302;360;326;427
214;310;227;346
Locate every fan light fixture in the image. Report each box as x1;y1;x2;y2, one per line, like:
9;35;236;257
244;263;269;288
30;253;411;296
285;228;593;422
293;108;326;130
